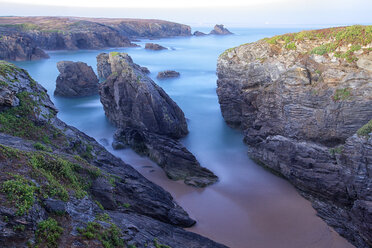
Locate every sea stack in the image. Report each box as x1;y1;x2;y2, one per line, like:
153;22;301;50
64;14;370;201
54;61;99;97
209;24;233;35
97;52;218;187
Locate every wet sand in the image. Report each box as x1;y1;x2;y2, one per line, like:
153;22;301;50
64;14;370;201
109;148;354;248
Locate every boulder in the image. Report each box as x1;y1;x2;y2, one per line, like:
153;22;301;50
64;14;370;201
145;43;167;50
54;61;99;97
157;70;180;79
209;24;233;35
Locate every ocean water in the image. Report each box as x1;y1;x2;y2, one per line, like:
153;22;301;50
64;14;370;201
14;28;354;248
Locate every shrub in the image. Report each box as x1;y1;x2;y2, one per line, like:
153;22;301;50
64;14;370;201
36;217;64;248
1;175;37;215
332;88;351;101
357;119;372;138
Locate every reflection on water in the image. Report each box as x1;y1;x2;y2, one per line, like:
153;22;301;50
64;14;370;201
14;28;354;248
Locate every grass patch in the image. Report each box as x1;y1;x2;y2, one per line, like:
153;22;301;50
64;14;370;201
332;88;351;101
153;238;171;248
110;52;120;57
36;217;64;248
77;221;124;248
33;142;52;152
329;146;343;156
357;119;372;138
1;174;37;215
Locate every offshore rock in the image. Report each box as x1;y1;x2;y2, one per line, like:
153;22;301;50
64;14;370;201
145;43;167;50
157;70;180;79
209;24;233;35
193;31;207;36
54;61;99;97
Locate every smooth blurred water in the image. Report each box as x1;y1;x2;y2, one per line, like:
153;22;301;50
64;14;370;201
13;28;354;248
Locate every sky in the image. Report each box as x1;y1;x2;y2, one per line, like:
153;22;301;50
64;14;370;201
0;0;371;28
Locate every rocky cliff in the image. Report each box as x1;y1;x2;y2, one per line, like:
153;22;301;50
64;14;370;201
0;60;226;247
55;61;99;97
0;16;191;61
98;52;218;187
217;25;372;248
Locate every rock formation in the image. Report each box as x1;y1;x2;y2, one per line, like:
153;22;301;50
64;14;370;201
0;28;49;61
210;24;233;35
0;60;226;247
54;61;99;97
0;16;192;61
145;43;167;50
217;25;372;248
157;70;180;79
98;52;218;187
193;31;207;36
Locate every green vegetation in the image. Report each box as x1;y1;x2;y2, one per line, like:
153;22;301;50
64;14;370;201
263;25;372;62
121;203;130;209
0;91;53;141
13;224;25;232
96;213;111;222
332;88;351;101
0;60;23;79
82;144;94;160
29;153;87;201
77;221;124;248
1;174;37;215
110;52;120;57
36;217;64;248
153;238;171;248
33;142;52;152
357;119;372;138
329;146;343;155
95;200;105;210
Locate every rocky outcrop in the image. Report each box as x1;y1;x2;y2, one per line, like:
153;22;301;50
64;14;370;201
145;43;167;50
114;128;218;187
54;61;99;97
210;24;233;35
217;25;372;248
98;52;218;186
157;70;180;79
0;16;192;61
0;28;49;61
0;60;226;247
193;31;207;36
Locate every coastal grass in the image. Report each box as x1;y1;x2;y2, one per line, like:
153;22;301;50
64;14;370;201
36;217;64;248
77;221;124;248
263;25;372;62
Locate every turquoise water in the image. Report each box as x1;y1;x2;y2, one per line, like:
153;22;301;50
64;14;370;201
14;28;354;248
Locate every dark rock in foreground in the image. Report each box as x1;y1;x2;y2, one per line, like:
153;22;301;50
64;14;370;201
0;60;226;247
145;43;167;51
210;24;233;35
115;128;218;187
217;26;372;248
157;70;180;79
54;61;99;97
97;52;218;187
193;31;207;36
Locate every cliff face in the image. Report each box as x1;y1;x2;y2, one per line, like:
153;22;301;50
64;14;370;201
217;25;372;248
0;61;226;248
0;16;192;61
0;28;49;61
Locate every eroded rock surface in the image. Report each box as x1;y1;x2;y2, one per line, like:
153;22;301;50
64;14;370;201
55;61;99;97
217;25;372;248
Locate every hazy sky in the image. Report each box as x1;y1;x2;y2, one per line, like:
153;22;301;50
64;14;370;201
0;0;371;27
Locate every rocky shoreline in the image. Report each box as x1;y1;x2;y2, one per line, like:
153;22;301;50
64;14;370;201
0;60;226;247
217;25;372;248
0;16;191;61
